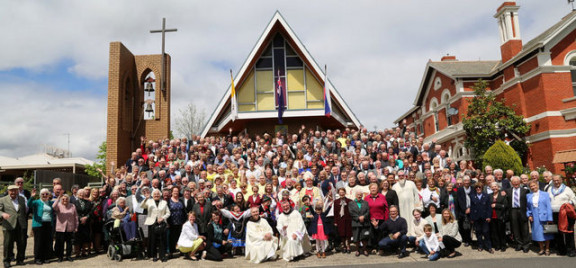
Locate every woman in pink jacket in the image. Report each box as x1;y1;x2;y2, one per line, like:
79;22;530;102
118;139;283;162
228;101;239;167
53;194;78;262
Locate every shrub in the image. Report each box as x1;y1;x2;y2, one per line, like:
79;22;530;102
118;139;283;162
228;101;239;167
482;140;523;176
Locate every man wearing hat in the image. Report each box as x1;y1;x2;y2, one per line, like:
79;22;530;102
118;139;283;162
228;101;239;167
0;185;28;267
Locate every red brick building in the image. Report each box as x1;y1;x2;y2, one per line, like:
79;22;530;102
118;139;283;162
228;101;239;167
395;2;576;174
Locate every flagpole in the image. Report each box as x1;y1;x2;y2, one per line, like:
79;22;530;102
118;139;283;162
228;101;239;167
324;64;332;117
230;69;237;122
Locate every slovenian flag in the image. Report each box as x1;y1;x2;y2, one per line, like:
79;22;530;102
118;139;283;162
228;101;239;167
276;70;284;124
324;65;331;117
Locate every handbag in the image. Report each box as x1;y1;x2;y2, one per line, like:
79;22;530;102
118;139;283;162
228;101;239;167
462;217;471;230
153;221;167;235
543;223;558;234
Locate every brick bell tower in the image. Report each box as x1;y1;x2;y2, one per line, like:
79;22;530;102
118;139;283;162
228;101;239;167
495;1;522;63
105;42;171;174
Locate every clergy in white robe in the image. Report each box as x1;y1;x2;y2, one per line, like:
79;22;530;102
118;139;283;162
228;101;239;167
245;207;278;263
276;201;311;261
392;171;422;235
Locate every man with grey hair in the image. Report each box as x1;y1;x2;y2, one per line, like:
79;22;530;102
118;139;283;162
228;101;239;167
392;170;420;235
13;178;30;201
456;175;473;246
493;169;511;190
0;185;28;267
484;165;493;176
540;171;553;191
547;174;576;256
506;175;530;253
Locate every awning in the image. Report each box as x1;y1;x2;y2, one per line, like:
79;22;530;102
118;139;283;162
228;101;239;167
553;149;576;164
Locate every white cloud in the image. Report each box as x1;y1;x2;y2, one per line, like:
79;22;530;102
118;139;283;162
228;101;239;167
0;0;570;160
0;82;106;159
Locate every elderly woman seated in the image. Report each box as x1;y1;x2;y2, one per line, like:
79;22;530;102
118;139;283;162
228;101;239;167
111;197;137;241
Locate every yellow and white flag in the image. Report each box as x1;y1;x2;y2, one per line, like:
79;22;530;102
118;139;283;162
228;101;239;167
230;69;237;121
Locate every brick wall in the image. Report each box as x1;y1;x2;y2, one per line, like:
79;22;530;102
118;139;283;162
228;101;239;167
106;42;171;173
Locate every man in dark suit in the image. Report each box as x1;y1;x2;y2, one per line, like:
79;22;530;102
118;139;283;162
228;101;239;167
470;183;493;253
0;185;28;267
192;193;213;236
180;187;195;214
405;140;419;162
456;176;473;247
212;186;232;209
505;176;530;253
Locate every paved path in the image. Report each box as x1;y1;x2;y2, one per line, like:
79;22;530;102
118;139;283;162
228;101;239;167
1;221;573;267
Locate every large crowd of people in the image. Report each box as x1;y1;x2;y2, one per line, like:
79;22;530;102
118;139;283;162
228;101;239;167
1;125;576;267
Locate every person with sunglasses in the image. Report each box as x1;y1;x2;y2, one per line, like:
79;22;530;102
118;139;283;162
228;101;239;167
28;188;54;264
13;178;30;201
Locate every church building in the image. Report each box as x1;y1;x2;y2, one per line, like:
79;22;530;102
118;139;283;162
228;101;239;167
200;12;361;137
395;1;576;174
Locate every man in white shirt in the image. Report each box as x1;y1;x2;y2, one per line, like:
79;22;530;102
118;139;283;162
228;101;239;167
547;175;576;257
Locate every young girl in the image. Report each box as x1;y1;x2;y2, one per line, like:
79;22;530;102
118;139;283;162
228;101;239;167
418;224;441;261
307;201;333;258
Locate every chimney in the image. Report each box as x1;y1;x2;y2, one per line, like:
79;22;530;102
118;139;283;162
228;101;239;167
441;55;457;61
495;1;522;63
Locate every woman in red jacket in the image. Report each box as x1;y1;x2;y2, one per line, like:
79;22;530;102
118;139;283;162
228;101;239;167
364;183;388;253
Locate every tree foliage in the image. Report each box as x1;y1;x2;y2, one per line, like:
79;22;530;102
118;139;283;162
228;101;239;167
483;140;524;176
85;141;106;178
462;80;530;162
174;103;207;139
0;172;34;194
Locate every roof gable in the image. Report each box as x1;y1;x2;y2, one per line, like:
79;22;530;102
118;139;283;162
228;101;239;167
201;11;361;137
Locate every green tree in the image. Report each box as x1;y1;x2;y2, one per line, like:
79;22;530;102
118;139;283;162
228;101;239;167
85;141;106;178
482;140;524;176
462;80;530;163
0;172;34;194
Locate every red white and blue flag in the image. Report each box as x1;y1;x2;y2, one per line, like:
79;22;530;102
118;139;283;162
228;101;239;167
323;65;332;117
276;70;285;124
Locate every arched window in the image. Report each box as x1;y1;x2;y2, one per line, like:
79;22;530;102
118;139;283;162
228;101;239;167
441;89;451;104
570;58;576;96
429;97;439;112
429;97;439;132
434;112;439;132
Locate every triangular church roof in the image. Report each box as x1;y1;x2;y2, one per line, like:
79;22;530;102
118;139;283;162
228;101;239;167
200;11;361;137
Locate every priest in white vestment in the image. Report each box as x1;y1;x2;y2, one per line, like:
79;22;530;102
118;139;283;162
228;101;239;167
245;207;278;263
391;171;422;235
276;201;311;261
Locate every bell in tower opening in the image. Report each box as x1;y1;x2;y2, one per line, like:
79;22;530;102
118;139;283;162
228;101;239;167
143;72;156;120
144;99;155;120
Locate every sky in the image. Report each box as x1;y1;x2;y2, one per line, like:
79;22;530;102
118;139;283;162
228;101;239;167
0;0;571;161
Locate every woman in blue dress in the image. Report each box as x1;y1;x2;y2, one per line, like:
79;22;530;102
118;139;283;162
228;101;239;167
526;180;554;256
168;186;187;258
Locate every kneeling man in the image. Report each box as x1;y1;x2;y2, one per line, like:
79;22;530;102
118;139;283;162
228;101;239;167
377;205;409;258
245;207;277;263
277;201;311;261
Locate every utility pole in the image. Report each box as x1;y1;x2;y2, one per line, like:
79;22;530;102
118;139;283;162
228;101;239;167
63;133;70;157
